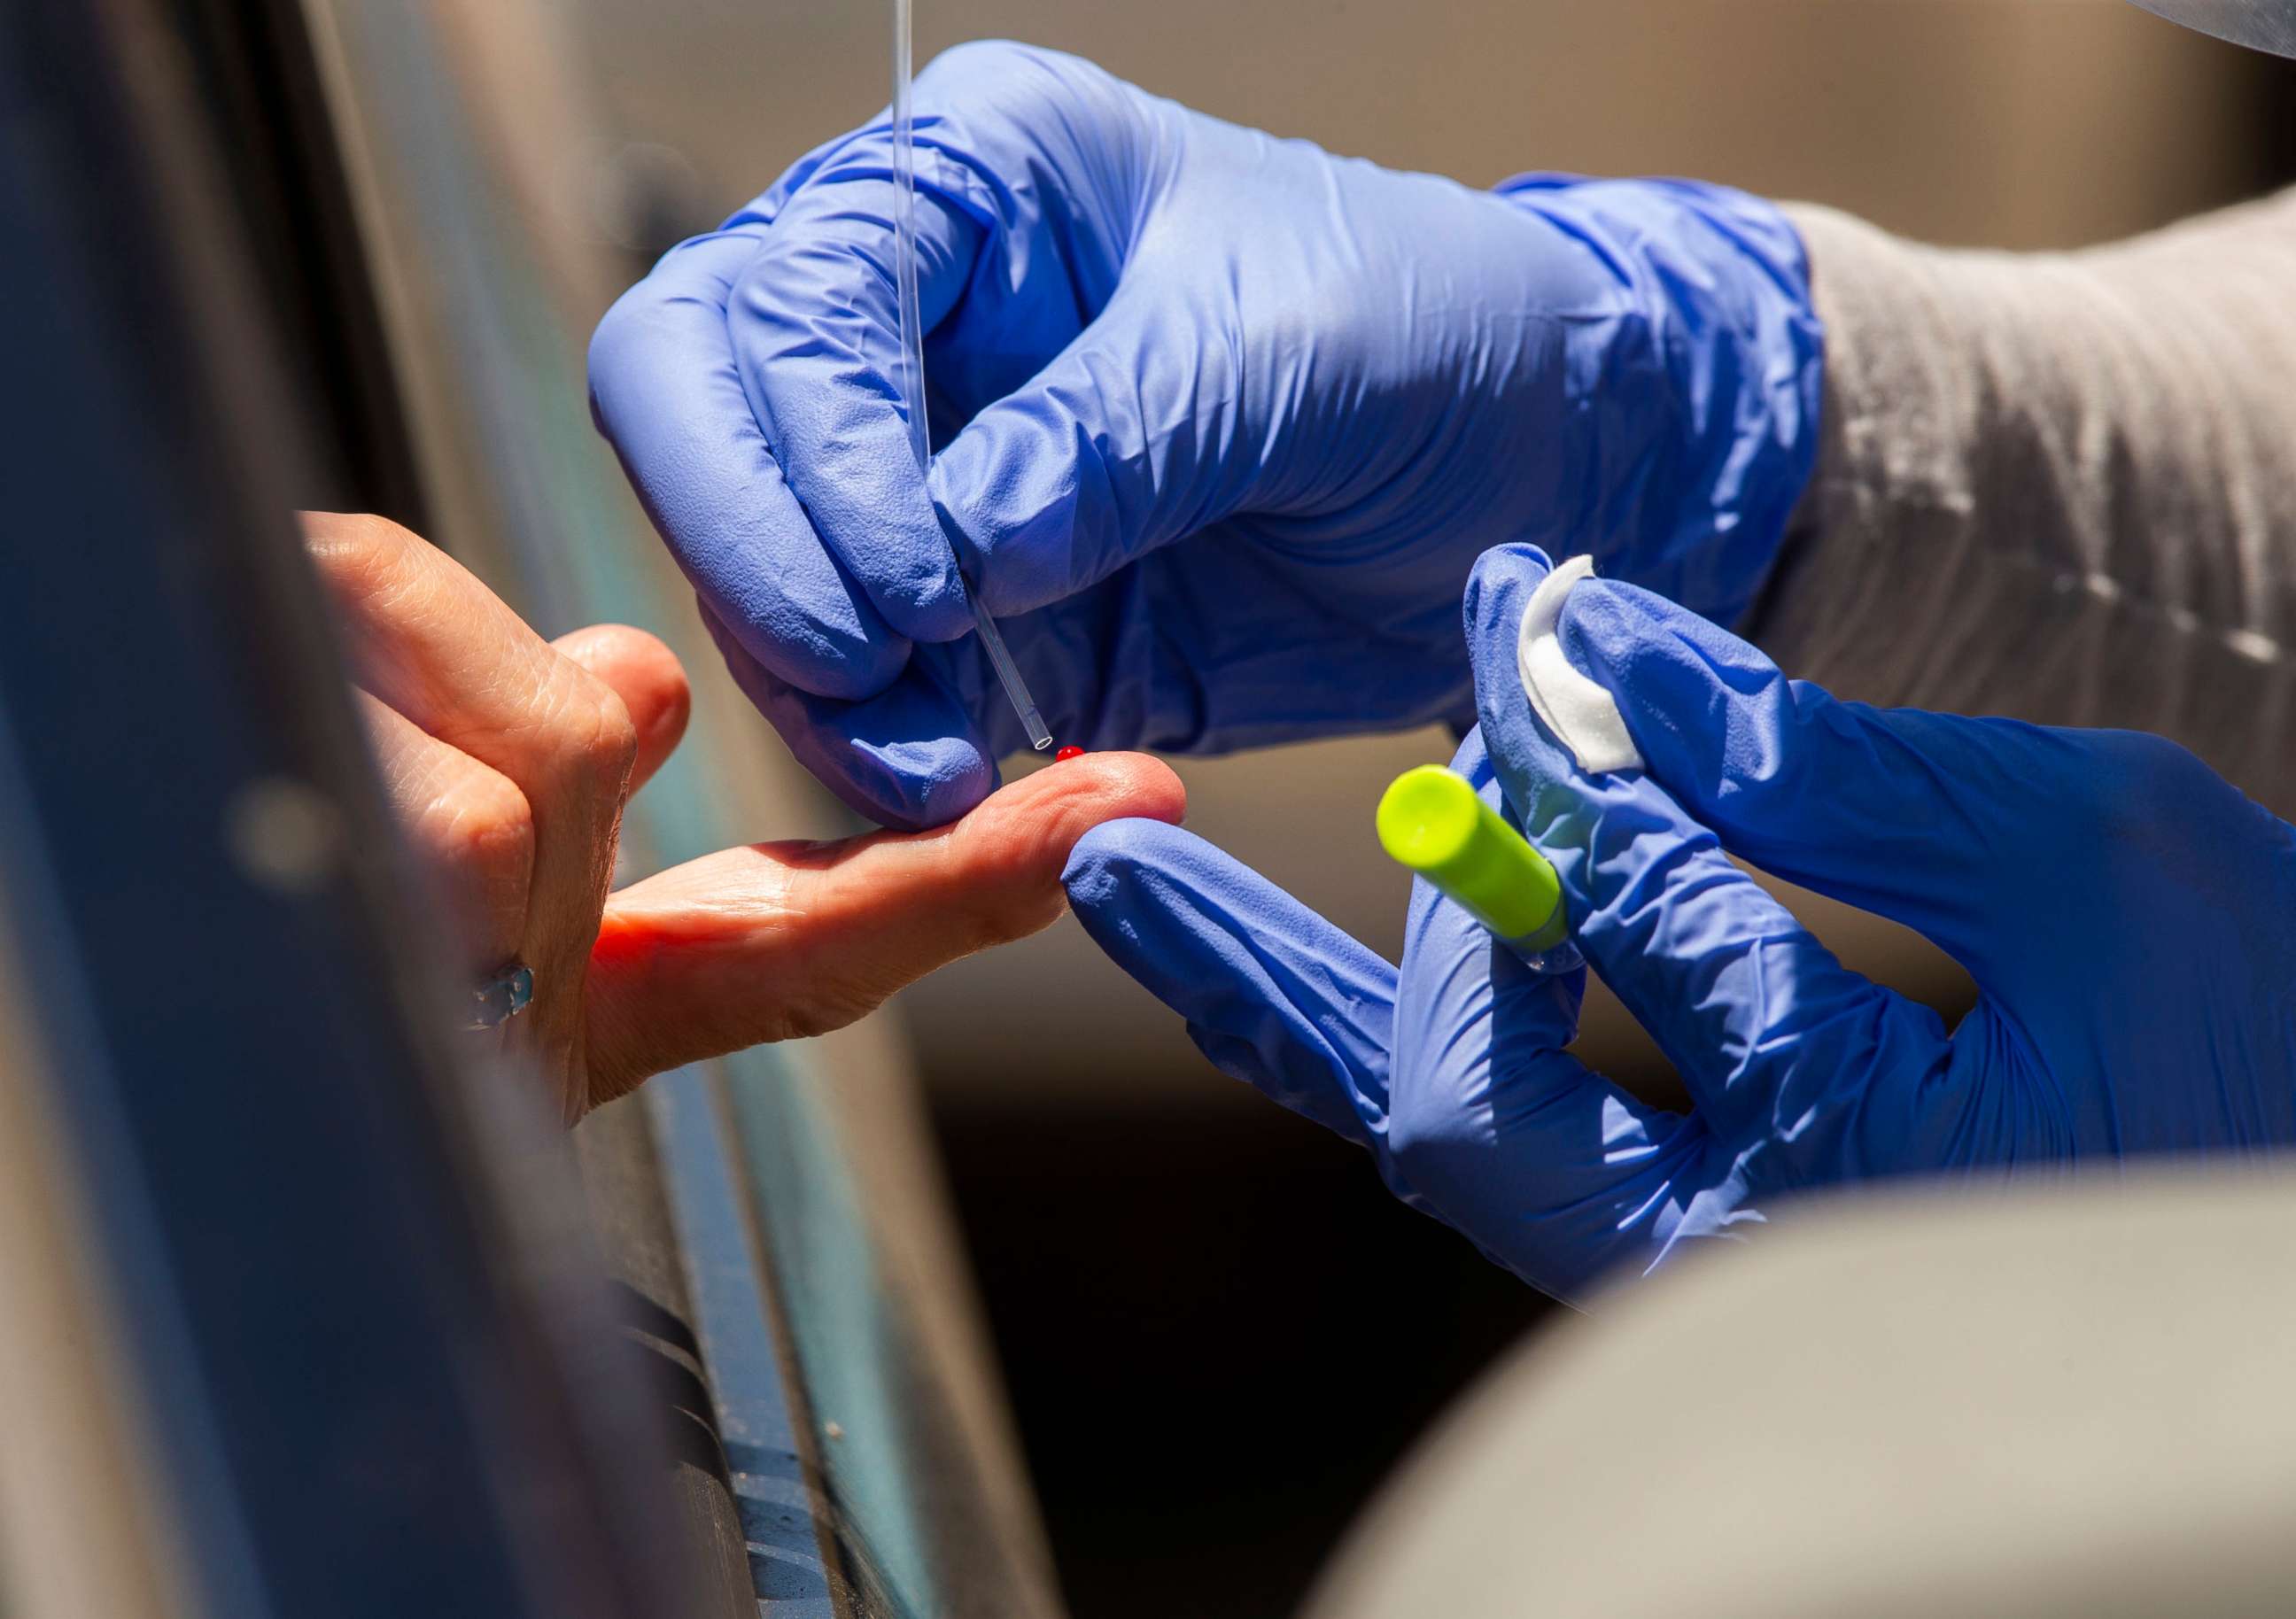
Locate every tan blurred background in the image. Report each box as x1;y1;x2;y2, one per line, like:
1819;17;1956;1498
557;4;2294;1612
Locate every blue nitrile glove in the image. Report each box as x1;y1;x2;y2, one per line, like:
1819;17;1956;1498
1063;544;2296;1304
588;41;1823;829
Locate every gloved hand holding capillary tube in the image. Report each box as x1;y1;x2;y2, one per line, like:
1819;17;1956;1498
588;43;1821;830
1063;545;2296;1305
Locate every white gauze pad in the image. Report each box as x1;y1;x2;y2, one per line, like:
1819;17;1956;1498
1515;554;1643;774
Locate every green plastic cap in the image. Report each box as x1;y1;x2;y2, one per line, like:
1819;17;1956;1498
1376;765;1566;949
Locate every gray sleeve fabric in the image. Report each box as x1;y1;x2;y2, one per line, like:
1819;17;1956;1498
1747;190;2296;814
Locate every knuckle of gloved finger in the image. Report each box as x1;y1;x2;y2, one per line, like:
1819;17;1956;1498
850;540;966;639
1385;1081;1491;1209
914;41;1137;162
586;288;652;406
2083;730;2235;834
585;267;716;404
918;39;1090;110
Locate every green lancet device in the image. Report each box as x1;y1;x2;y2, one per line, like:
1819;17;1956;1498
1377;765;1568;950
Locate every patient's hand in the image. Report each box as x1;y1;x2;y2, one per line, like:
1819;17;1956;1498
304;512;1184;1120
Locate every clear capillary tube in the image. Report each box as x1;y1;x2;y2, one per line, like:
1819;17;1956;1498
891;0;1053;751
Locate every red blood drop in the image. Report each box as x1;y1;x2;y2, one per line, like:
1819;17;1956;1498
1054;745;1085;762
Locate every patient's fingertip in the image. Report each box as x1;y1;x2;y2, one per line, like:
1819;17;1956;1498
1114;753;1188;823
1032;749;1187;825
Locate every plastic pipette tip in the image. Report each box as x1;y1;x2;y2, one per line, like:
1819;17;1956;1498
1054;745;1085;762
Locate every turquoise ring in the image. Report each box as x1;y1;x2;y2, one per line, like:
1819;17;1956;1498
465;961;535;1032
